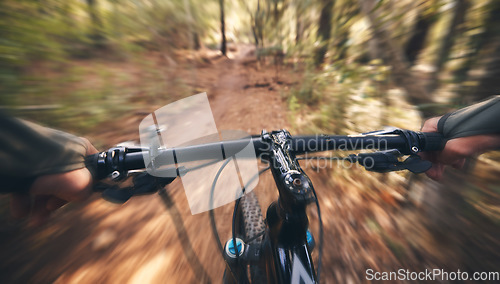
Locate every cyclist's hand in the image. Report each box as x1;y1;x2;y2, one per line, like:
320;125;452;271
10;138;98;226
421;117;500;180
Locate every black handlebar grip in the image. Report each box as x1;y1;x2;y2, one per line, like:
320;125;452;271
84;153;104;180
420;132;446;151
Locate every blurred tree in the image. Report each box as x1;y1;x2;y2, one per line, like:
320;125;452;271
427;0;467;93
255;0;265;49
295;0;304;44
404;3;438;65
359;0;434;116
270;0;287;47
239;0;262;48
457;0;500;103
331;0;359;62
354;1;500;275
315;0;335;66
220;0;227;55
86;0;106;48
359;0;498;115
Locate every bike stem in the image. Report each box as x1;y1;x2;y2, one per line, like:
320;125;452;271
261;129;317;282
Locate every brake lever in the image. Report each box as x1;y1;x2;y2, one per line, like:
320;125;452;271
97;172;176;204
399;155;433;173
349;149;432;174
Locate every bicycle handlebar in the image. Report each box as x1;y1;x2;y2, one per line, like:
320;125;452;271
85;130;445;180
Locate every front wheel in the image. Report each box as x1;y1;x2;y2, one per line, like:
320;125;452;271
223;191;266;283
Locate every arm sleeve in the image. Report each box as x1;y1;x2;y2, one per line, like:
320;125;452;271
0;113;88;193
437;95;500;139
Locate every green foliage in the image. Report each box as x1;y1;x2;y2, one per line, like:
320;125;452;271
290;68;327;105
4;55;190;133
118;0;215;50
0;1;62;65
287;58;421;134
288;94;300;112
0;0;218;66
0;0;220;123
0;1;63;98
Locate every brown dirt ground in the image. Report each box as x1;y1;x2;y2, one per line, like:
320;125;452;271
1;45;499;284
0;45;300;284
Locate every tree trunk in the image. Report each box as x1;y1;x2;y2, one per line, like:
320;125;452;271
404;11;434;65
238;0;260;48
358;0;435;117
295;8;302;44
453;1;498;85
193;32;201;50
86;0;105;48
219;0;227;56
471;40;500;102
458;1;500;103
333;2;357;62
256;0;264;49
314;0;334;67
427;0;467;93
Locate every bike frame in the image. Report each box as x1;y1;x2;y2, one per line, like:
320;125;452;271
224;129;319;283
86;127;444;283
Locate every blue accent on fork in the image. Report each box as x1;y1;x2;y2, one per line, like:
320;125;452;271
228;239;243;255
306;230;314;247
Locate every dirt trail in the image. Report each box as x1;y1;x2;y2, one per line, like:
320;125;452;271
0;45;297;284
0;44;443;284
208;44;287;133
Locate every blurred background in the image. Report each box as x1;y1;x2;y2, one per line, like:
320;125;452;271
0;0;499;283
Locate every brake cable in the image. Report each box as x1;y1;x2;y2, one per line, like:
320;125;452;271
310;180;323;282
208;157;270;283
295;156;328;282
208;158;234;276
209;155;371;283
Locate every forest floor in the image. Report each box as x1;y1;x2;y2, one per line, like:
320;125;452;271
0;44;499;284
